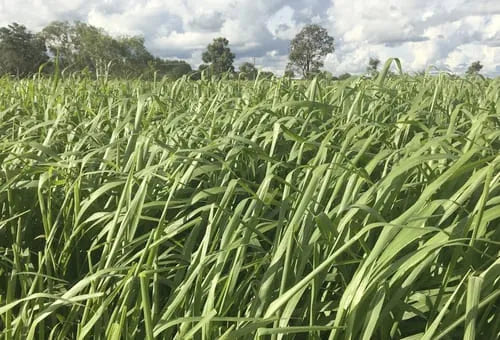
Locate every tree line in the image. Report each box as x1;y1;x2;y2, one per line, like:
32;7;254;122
0;21;193;79
0;21;485;80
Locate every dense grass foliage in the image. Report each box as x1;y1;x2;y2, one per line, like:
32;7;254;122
0;72;499;339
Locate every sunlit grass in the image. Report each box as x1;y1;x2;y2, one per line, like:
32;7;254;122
0;67;499;339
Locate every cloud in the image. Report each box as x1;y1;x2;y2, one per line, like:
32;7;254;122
0;0;498;76
327;0;500;76
187;11;225;32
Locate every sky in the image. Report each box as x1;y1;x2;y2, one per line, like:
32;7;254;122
0;0;499;76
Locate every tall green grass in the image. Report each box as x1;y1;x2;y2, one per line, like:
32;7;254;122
0;71;499;339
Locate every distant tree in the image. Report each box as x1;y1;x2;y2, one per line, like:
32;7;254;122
239;62;257;80
202;37;235;75
283;69;295;78
150;58;192;79
166;60;192;79
337;73;351;80
198;63;211;77
73;22;128;76
117;36;154;76
40;21;156;77
318;70;334;80
1;20;194;80
198;64;209;71
0;23;48;77
366;57;380;76
259;71;274;79
466;61;483;75
41;21;119;75
39;21;76;68
287;24;334;78
303;69;333;80
189;64;211;80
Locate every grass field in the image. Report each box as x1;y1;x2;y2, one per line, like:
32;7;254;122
1;66;499;339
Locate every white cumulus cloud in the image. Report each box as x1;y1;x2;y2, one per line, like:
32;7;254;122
0;0;498;75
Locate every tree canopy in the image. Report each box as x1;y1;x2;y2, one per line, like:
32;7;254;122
150;58;192;79
287;24;334;78
259;71;274;79
283;69;295;78
337;72;351;80
0;21;192;79
40;21;155;77
466;61;483;75
202;37;235;75
366;57;380;75
0;23;48;77
239;62;257;80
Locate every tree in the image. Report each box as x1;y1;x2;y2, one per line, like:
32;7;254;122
73;22;128;76
239;62;257;80
259;71;274;79
40;21;157;77
117;36;154;77
202;37;235;75
317;70;333;80
41;21;120;75
39;21;77;69
283;69;294;78
337;73;351;80
0;20;194;79
149;58;192;80
466;61;483;75
199;63;211;76
366;57;380;76
0;23;48;77
287;24;334;78
189;64;211;80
